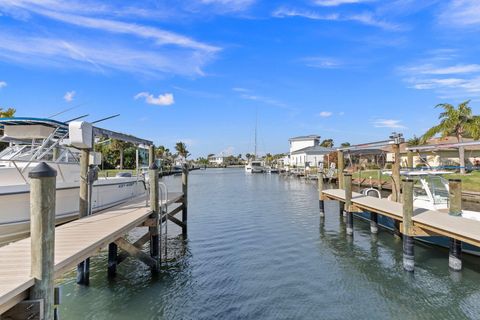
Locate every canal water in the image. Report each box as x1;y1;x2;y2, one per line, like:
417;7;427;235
60;168;480;319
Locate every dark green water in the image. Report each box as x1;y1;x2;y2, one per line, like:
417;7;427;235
59;168;480;319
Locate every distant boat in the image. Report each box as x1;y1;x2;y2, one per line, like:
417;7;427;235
265;166;278;174
244;109;265;173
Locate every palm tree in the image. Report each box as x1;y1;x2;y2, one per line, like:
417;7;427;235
155;145;166;159
175;142;190;163
320;139;334;148
422;100;480;174
0;107;15;118
109;139;129;169
407;135;422;146
340;142;351;148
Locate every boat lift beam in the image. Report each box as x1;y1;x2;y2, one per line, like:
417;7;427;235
337;133;404;152
93;127;153;146
406;140;480;152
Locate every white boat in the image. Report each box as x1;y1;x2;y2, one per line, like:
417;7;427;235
0;117;148;244
245;160;265;173
360;170;480;255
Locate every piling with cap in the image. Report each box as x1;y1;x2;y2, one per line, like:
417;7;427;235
337;151;344;189
344;173;353;236
448;179;463;271
77;149;90;285
318;172;325;218
402;178;414;272
29;162;57;320
182;164;189;238
149;162;160;272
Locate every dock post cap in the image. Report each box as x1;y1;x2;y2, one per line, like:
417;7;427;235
28;162;57;178
343;172;352;176
149;163;159;170
401;178;414;182
448;178;462;182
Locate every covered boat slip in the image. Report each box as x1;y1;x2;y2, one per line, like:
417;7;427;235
321;189;480;248
0;192;184;315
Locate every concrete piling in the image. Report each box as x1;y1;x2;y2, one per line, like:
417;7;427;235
448;179;463;271
318;172;325;218
402;178;414;272
29;162;57;320
344;173;353;236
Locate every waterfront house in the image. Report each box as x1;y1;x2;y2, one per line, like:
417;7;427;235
208;154;227;166
287;135;334;168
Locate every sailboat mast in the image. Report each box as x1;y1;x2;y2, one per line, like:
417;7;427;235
254;109;257;159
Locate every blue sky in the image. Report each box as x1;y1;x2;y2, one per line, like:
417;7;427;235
1;0;480;157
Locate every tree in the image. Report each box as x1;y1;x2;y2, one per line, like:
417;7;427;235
320;139;334;148
245;153;252;160
110;139;130;169
407;135;422;146
175;142;190;162
340;142;351;148
421;100;480;174
156;145;166;159
0;107;15;118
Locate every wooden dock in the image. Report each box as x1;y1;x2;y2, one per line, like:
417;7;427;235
0;193;183;315
322;189;480;248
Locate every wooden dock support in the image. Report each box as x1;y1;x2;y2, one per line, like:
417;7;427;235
318;172;325;218
77;149;90;285
407;150;413;169
370;212;378;234
108;243;118;278
149;162;160;272
391;143;401;203
337;151;344;189
182;165;188;238
402;178;414;272
448;179;462;271
29;162;57;320
344;173;353;236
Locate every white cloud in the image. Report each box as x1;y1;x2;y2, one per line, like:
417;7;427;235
314;0;374;6
303;56;343;69
134;92;174;106
318;111;333;117
0;1;219;76
373;119;406;129
64;90;75;102
400;52;480;97
198;0;255;12
232;87;250;92
0;81;6;89
272;7;400;30
219;146;235;156
438;0;480;27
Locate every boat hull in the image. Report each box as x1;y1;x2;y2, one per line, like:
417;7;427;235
0;177;146;245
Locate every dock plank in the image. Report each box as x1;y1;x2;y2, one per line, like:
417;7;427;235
0;192;183;314
322;188;480;247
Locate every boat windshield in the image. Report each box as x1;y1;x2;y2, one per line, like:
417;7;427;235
426;175;449;204
251;162;262;167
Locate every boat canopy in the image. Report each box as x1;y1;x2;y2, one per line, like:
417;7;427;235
0;117;153;146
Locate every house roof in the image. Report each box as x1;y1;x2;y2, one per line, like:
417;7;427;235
291;145;334;155
289;135;320;142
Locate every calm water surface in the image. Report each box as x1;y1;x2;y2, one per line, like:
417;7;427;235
60;168;480;319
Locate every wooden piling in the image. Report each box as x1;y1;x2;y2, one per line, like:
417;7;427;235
107;243;117;278
402;178;414;272
182;164;188;238
407;150;413;169
318;172;325;218
337;151;344;189
149;162;160;272
29;162;57;320
377;170;382;191
391;143;401;202
448;179;462;271
77;149;90;285
344;173;353;236
149;145;154;166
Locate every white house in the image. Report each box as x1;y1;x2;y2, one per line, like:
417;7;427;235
208;154;226;165
288;135;334;168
